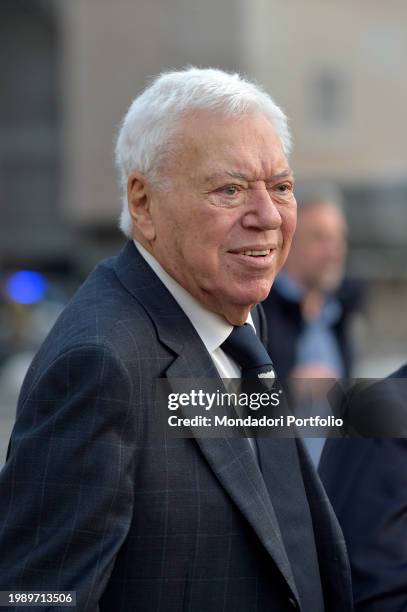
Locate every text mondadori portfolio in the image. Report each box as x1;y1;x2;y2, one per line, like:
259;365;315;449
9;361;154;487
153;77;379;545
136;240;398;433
168;414;343;428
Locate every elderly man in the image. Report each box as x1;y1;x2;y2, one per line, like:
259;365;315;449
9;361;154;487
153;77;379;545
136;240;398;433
0;68;352;611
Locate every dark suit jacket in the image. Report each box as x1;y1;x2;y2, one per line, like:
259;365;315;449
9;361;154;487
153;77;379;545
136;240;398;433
261;278;363;379
0;242;352;611
319;365;407;611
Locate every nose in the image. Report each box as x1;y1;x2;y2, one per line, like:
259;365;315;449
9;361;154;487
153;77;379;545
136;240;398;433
241;186;282;230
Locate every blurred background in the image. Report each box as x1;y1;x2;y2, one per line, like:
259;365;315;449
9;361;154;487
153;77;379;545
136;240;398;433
1;0;407;463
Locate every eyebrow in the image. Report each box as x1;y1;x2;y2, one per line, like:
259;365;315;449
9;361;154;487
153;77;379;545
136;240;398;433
267;169;293;181
204;169;293;183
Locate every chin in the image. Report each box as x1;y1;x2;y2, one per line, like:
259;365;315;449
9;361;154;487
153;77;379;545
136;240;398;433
320;274;342;293
230;281;273;307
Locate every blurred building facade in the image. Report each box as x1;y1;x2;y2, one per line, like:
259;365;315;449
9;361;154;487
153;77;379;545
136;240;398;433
1;0;407;365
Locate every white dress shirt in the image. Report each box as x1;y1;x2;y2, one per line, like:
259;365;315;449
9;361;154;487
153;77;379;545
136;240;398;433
134;241;255;378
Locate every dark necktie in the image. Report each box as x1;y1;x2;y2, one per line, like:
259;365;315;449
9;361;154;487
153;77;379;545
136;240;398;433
221;323;325;612
221;323;276;381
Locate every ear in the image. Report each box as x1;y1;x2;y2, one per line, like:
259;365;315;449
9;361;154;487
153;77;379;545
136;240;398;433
127;171;156;241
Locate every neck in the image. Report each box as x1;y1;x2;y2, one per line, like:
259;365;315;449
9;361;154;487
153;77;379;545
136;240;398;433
301;290;324;321
218;305;252;326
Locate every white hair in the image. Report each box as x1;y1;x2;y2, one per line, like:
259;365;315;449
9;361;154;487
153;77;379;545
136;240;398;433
115;66;291;237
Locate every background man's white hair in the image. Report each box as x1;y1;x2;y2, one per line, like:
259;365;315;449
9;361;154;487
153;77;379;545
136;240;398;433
115;66;292;238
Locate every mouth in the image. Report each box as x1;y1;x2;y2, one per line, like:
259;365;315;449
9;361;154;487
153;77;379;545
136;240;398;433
227;246;278;269
239;249;272;257
228;246;277;257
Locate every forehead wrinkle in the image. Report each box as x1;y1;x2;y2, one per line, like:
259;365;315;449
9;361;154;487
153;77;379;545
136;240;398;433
268;169;294;182
226;171;250;181
226;168;293;182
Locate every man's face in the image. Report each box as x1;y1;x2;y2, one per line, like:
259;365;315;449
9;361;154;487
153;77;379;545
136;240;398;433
286;202;347;292
138;110;297;324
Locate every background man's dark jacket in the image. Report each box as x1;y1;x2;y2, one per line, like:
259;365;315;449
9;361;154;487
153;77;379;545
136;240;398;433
319;365;407;611
261;278;363;378
0;242;352;611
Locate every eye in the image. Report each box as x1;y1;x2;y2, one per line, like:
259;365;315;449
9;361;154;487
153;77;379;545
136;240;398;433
218;184;241;196
276;182;292;194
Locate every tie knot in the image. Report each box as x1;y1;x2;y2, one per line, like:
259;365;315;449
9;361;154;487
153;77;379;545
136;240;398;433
221;324;276;381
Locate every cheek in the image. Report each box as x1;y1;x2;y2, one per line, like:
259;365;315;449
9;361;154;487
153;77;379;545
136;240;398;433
282;218;297;254
154;211;188;269
191;217;231;257
179;224;219;274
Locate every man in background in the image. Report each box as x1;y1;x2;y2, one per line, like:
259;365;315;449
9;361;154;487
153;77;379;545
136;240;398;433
271;186;407;610
262;184;363;465
263;183;363;381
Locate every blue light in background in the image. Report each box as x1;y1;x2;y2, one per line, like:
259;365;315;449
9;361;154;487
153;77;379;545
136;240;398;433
6;271;48;305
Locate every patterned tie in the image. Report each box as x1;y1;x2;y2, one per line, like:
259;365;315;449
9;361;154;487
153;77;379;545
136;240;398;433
220;322;325;612
221;323;276;382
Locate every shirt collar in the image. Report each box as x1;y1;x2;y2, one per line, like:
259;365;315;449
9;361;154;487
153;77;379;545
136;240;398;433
275;271;342;325
134;241;255;353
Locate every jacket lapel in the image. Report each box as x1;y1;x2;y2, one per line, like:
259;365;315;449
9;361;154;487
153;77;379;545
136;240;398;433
166;357;299;600
114;241;299;600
